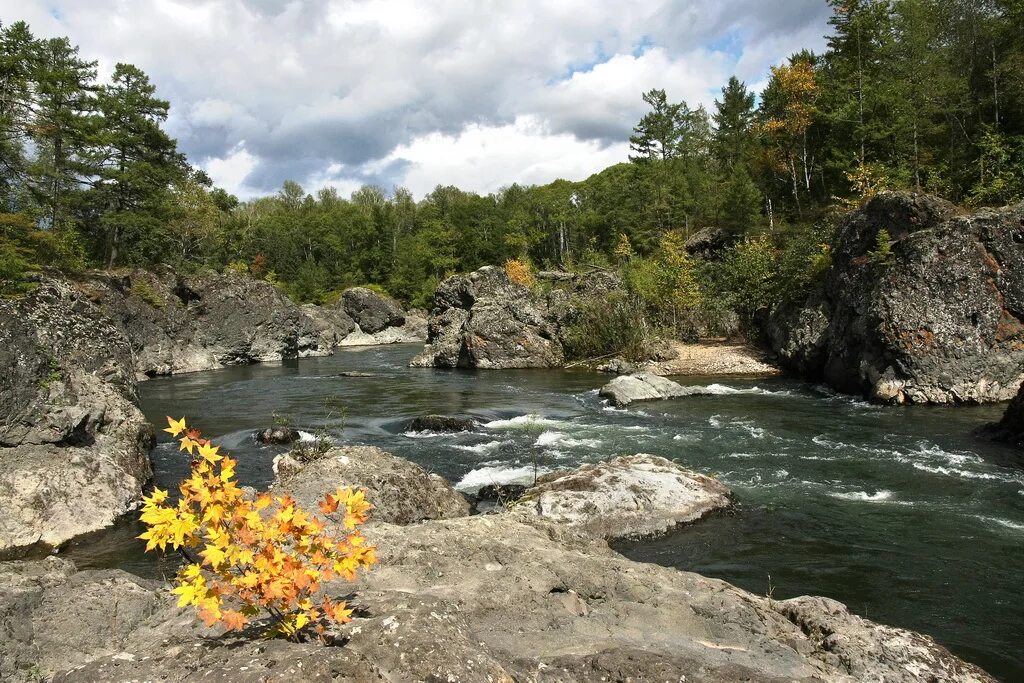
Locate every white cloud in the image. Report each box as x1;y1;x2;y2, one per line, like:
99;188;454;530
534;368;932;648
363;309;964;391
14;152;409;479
4;0;832;199
382;115;630;197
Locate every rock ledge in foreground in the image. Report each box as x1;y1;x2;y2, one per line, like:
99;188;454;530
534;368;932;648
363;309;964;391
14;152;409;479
514;454;731;539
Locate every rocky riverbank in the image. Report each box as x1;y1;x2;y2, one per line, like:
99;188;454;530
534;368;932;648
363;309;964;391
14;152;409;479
766;192;1024;404
75;270;425;378
0;446;995;682
0;271;425;554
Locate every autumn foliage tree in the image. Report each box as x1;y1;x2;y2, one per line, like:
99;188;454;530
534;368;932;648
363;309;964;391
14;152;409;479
140;416;376;640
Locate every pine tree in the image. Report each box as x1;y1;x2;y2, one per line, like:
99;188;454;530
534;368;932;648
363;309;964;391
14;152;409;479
92;63;184;267
713;76;757;170
29;36;99;232
0;21;39;206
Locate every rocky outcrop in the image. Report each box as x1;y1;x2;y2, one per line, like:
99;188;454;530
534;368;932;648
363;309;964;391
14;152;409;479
599;372;701;406
767;193;1024;404
5;514;994;682
76;269;339;377
341;287;405;333
272;445;471;524
0;280;153;553
411;265;564;368
513;454;732;539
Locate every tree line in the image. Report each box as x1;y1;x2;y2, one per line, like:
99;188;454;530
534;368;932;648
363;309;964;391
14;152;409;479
2;0;1022;307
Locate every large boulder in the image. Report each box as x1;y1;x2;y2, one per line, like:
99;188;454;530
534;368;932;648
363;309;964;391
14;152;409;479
513;454;732;539
768;193;1024;403
341;287;405;334
0;280;153;552
411;266;564;369
599;372;701;406
272;445;471;524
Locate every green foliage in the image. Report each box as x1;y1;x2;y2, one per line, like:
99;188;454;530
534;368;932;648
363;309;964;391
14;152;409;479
130;278;166;309
868;228;895;265
562;292;655;362
717;234;781;325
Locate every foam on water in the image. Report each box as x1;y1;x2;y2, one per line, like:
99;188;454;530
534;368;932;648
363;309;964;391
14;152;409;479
829;490;894;502
297;430;317;443
484;414;569;430
974;515;1024;532
452;440;505;455
455;465;548;492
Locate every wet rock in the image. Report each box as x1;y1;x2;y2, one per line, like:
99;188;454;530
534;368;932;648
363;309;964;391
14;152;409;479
254;426;301;445
598;372;692;406
407;415;480;433
513;454;732;539
272;445;471;524
0;280;153;553
767;193;1024;403
979;382;1024;447
411;266;564;369
341;287;405;334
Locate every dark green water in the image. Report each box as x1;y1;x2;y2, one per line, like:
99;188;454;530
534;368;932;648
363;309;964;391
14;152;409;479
61;344;1023;680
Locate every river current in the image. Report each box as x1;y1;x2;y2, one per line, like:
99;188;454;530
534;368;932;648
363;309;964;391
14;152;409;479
62;344;1023;679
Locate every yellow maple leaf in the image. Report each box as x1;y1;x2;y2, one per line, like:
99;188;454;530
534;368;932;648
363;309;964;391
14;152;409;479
164;416;187;437
197;442;222;463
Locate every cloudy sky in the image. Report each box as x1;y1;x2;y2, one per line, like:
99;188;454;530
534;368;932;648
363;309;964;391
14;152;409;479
6;1;831;199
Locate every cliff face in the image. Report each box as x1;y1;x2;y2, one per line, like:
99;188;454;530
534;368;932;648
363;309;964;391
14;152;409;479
768;193;1024;404
75;269;424;378
0;280;153;552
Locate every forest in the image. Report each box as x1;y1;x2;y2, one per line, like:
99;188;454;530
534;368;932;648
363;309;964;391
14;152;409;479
2;0;1023;323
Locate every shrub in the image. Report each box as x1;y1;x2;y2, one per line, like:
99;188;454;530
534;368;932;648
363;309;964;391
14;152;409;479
140;416;377;640
226;260;250;276
503;258;535;288
562;292;655;362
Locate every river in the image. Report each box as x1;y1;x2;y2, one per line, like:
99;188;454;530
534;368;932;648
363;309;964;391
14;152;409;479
60;344;1023;680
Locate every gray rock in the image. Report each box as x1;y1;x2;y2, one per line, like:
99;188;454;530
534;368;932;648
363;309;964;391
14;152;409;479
272;445;471;524
76;269;340;377
408;415;480;433
596;357;637;374
685;225;731;255
513;454;732;539
411;266;564;369
598;372;696;406
2;452;995;683
767;193;1024;404
0;280;153;552
778;595;994;683
341;287;405;334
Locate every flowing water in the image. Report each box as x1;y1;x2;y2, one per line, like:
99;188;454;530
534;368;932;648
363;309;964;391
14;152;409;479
60;344;1023;680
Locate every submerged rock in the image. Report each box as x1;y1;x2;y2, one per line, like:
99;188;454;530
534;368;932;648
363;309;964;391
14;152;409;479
0;280;153;553
272;445;471;524
407;414;479;433
514;454;732;539
411;265;564;369
767;192;1024;404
